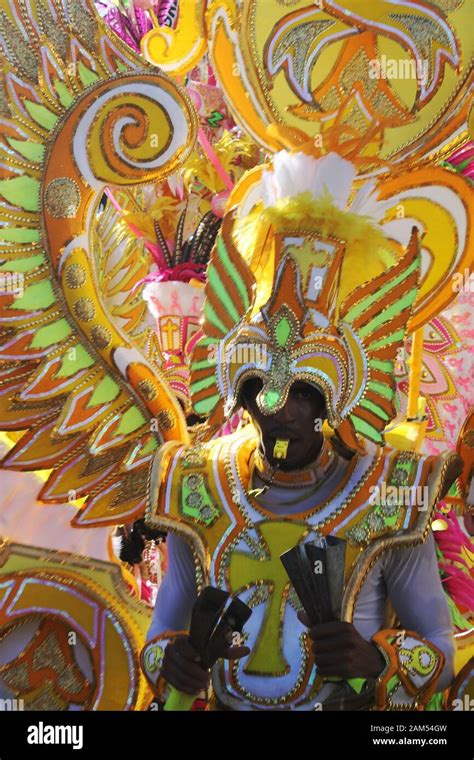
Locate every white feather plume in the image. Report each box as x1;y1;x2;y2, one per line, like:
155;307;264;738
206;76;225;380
261;150;391;223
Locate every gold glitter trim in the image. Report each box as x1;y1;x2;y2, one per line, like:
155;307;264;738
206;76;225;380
137;379;157;402
73;297;95;322
0;10;39;83
90;324;112;350
65;0;98;48
156;409;175;431
45;178;81;219
65;263;86;289
111;469;148;507
1;661;30;691
32;629;66;670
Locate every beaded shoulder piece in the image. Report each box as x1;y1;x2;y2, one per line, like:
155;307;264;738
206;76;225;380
146;427;459;599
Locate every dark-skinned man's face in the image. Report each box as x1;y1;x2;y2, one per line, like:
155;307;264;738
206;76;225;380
241;377;327;471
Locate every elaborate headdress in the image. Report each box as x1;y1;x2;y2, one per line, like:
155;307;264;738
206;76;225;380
191;149;422;451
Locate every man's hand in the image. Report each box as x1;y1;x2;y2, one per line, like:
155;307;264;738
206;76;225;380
298;613;385;680
161;635;250;696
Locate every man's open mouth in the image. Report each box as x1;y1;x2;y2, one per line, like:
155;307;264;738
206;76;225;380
268;433;299;443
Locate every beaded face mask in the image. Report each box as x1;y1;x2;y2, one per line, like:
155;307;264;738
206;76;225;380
190;151;423;449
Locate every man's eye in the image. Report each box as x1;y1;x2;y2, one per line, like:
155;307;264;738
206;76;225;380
292;388;311;400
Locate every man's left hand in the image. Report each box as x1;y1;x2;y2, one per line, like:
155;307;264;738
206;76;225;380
298;613;385;679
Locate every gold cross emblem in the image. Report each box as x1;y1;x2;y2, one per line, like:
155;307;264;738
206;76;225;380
229;521;308;676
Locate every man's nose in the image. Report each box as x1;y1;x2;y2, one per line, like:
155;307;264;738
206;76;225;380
273;398;295;424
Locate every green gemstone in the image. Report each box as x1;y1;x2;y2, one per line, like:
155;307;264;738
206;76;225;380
264;390;280;408
275;316;291;347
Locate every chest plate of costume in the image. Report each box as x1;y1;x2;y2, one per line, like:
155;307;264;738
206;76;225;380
149;428;437;710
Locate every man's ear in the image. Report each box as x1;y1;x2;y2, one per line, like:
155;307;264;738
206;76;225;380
238;383;248;411
318;404;328;423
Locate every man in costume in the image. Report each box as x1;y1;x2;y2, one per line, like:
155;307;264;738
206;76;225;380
0;0;472;712
141;149;463;711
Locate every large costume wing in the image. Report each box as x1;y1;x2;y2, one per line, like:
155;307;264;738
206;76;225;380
0;0;198;527
338;228;421;448
0;540;152;710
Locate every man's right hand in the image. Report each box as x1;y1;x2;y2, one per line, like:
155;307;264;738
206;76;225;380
161;635;250;696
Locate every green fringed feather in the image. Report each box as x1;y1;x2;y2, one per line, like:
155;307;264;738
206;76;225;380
88;376;121;407
6;138;45;163
116;407;146;436
0;176;40;212
78;61;100;87
30;320;72;349
9;281;56;310
24;100;59;130
0;228;39;243
57;345;95;378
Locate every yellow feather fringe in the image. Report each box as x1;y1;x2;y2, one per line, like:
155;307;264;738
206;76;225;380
233;192;399;310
